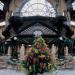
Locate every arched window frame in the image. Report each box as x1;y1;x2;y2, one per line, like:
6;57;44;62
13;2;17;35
20;0;56;17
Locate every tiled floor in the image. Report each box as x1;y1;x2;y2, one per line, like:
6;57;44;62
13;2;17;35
0;70;75;75
0;69;25;75
0;56;75;75
37;70;75;75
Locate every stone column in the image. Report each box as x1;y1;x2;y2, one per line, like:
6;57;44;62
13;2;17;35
64;46;69;58
7;46;11;58
17;45;20;59
20;44;25;61
56;46;58;57
51;44;56;63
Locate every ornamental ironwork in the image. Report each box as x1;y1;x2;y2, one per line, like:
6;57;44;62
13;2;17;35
20;0;56;17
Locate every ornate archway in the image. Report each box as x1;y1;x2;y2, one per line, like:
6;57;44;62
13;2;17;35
14;0;56;17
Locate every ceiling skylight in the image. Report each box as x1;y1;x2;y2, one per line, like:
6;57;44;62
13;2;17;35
21;0;56;17
72;1;75;10
0;1;4;11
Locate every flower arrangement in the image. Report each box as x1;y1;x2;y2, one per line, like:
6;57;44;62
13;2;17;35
21;36;57;75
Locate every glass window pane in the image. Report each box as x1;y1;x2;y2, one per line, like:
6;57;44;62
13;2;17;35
21;0;56;17
37;4;44;10
0;1;4;10
32;4;38;9
38;0;45;4
30;0;37;4
72;1;75;10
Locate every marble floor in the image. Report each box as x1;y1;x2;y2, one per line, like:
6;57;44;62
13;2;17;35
0;69;75;75
0;69;25;75
0;56;75;75
37;70;75;75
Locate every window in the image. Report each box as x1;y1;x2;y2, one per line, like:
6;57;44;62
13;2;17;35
0;1;4;11
21;0;56;17
72;1;75;10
